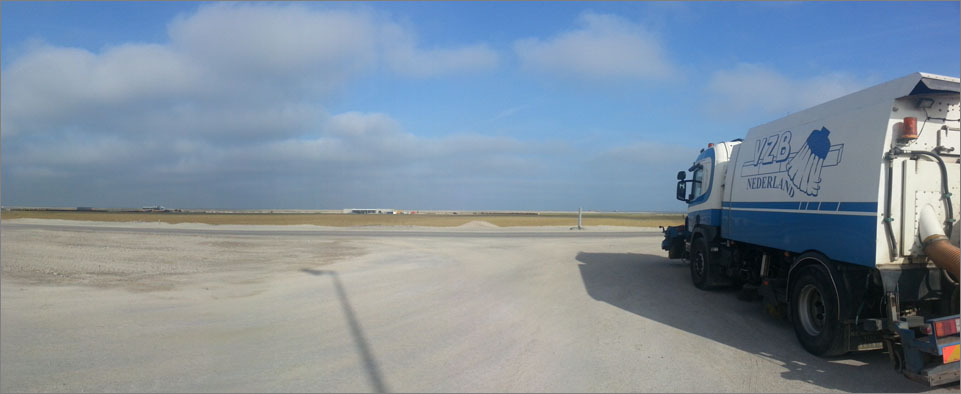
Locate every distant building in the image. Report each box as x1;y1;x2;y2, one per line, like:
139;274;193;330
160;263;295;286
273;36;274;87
142;205;168;212
343;209;395;214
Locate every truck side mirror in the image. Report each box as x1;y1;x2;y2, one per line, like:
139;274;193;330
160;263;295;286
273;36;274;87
676;180;687;201
677;171;686;180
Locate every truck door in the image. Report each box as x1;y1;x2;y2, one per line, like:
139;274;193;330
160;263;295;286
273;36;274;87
686;148;718;232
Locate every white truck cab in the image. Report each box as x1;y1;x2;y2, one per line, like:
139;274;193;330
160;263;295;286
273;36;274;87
677;141;740;233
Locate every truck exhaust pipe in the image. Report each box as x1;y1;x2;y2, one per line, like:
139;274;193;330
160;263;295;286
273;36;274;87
919;204;960;280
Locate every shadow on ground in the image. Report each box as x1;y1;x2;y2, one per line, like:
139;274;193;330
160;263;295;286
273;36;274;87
576;251;956;393
301;268;389;393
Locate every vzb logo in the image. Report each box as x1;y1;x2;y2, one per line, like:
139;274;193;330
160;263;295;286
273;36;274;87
741;127;843;197
753;130;793;165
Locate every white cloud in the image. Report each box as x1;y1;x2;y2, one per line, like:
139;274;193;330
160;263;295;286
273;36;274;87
168;3;377;81
513;12;674;81
0;44;201;136
381;24;499;77
1;3;501;138
269;112;529;172
324;111;406;139
3;105;548;190
0;3;511;209
705;63;868;116
107;110;549;198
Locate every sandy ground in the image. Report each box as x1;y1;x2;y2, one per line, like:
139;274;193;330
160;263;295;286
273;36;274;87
0;219;957;393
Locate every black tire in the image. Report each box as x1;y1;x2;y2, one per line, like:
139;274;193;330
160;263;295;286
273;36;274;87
690;238;722;290
789;264;847;357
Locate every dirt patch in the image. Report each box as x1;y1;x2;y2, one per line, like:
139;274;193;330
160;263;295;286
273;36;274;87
456;220;500;228
0;228;365;293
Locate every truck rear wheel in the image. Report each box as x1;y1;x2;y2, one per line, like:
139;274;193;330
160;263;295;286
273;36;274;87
790;264;847;357
690;238;722;290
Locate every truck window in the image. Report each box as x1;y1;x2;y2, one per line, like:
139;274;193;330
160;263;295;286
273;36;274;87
691;158;712;200
692;166;704;197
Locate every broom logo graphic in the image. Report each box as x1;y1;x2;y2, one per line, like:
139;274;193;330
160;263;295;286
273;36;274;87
786;127;832;197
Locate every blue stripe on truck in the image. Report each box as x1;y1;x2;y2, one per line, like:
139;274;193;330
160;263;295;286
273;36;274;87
723;201;800;210
687;209;722;232
838;202;878;213
722;201;877;213
722;209;876;267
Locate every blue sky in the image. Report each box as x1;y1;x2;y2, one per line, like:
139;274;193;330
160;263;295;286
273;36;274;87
2;1;959;211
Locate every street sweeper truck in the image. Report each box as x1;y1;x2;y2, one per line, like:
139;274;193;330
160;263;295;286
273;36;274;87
661;72;960;385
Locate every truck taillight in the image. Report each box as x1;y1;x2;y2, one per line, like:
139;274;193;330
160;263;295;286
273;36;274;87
932;318;960;337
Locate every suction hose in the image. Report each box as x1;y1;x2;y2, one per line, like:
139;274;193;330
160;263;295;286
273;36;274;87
919;204;960;280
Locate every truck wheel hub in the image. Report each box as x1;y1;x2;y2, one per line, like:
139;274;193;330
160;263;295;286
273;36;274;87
798;284;826;336
693;252;705;277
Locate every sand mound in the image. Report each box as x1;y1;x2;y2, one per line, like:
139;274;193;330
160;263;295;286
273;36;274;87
457;220;500;228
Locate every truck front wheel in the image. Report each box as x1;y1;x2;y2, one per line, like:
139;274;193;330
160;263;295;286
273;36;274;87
790;264;847;357
690;238;722;290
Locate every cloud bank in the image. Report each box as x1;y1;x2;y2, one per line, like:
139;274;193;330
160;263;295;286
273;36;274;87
0;3;524;209
514;12;675;81
704;63;868;117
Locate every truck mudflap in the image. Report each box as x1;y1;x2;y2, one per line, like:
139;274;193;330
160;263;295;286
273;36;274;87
894;314;960;386
660;225;689;259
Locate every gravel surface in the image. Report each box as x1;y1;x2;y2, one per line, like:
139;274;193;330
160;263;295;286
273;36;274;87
1;219;957;393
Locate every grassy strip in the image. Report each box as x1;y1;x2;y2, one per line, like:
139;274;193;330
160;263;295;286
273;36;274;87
1;210;684;228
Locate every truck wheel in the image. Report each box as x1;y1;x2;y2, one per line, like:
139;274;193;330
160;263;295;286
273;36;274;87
789;264;847;357
690;238;720;290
